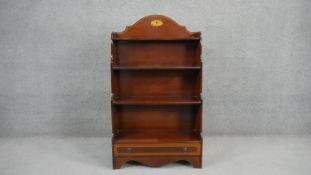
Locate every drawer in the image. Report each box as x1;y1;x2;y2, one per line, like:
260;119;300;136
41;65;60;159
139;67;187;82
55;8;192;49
114;143;201;156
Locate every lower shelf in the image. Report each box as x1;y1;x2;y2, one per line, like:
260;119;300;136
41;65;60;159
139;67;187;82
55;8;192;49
113;130;201;143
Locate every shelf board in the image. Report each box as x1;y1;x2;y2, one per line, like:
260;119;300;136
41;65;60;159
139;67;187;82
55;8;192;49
112;37;201;41
113;129;201;144
112;97;202;105
112;65;201;70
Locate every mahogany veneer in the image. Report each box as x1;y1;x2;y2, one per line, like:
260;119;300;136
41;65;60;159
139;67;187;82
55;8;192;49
111;15;203;169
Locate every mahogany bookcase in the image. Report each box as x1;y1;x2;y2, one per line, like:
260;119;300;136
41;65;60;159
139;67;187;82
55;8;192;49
111;15;202;169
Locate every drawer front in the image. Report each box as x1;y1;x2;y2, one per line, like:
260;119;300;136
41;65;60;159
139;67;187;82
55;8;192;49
114;143;201;156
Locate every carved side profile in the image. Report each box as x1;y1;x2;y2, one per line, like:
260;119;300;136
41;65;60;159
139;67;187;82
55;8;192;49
112;15;201;39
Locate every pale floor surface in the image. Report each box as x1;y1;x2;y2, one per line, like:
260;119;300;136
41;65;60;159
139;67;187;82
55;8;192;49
0;136;310;175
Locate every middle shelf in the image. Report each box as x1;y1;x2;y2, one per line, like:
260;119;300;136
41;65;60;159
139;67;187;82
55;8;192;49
111;65;201;70
112;96;202;105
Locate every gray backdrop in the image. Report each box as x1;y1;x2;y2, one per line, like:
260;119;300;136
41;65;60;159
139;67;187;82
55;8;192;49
0;0;310;137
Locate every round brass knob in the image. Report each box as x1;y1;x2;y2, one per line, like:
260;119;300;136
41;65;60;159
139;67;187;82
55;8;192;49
181;147;188;153
127;147;133;153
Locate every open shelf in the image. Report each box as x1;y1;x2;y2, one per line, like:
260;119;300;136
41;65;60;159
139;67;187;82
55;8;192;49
113;40;200;67
113;70;200;97
112;65;201;70
113;129;201;144
112;96;202;105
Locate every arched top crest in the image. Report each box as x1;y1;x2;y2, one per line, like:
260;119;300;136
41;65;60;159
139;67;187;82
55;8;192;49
112;15;201;40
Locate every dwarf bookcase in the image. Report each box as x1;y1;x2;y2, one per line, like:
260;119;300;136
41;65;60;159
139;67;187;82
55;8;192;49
111;15;202;169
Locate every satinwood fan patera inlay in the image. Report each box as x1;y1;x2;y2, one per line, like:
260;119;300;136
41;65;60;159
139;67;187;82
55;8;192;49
111;15;203;169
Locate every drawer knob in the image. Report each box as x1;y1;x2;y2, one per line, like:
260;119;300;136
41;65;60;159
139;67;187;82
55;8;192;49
127;147;133;153
181;147;188;153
